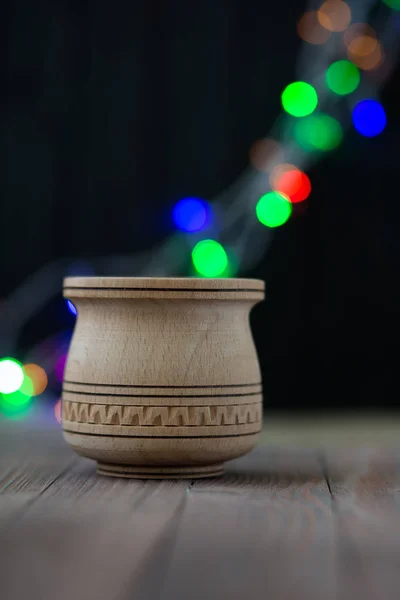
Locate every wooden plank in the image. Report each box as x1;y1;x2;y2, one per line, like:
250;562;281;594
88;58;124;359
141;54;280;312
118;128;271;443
326;448;400;600
0;425;77;524
132;447;336;600
0;479;189;600
0;426;189;600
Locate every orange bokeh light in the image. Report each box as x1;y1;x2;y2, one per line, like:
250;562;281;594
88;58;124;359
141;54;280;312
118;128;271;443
273;169;311;204
347;37;383;71
249;138;282;173
344;23;376;47
23;364;48;396
297;11;331;45
318;0;351;32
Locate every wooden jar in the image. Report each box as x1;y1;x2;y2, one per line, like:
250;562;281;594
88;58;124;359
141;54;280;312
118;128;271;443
62;277;265;478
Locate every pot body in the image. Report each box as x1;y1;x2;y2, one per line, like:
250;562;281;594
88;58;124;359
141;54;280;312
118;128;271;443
62;277;264;478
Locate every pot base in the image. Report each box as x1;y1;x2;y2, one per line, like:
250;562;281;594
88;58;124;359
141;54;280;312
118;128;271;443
97;462;224;479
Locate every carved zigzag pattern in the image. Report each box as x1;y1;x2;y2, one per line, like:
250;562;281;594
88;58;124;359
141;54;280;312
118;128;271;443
62;401;261;427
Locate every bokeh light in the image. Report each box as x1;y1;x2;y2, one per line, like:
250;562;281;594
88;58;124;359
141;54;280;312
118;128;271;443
297;11;331;45
1;387;32;407
54;399;62;424
0;391;32;419
270;163;298;190
18;373;34;397
273;169;311;204
281;82;318;117
0;358;24;394
344;23;376;47
192;240;228;277
294;114;343;151
347;36;383;71
173;198;211;233
55;354;67;382
249;138;282;172
318;0;351;32
383;0;400;9
326;60;360;95
23;364;48;396
222;250;240;278
67;300;77;316
352;99;387;137
256;192;292;228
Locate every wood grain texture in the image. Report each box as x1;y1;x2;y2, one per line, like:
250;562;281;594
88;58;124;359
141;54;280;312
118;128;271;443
3;421;400;600
325;449;400;600
0;423;334;600
146;448;336;600
62;276;264;477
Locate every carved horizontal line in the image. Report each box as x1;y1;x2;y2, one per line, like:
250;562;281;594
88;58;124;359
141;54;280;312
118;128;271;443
63;389;261;399
63;429;261;439
63;286;263;293
63;379;262;389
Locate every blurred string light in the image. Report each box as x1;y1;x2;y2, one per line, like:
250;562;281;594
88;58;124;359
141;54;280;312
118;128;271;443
1;0;398;385
344;22;377;46
256;192;292;228
249;138;283;172
18;372;34;397
192;240;228;277
352;99;387;137
173;197;212;232
298;11;332;44
23;364;48;396
55;354;67;382
343;23;383;71
0;358;24;394
0;356;51;419
281;82;318;117
0;390;32;419
54;398;62;423
383;0;400;9
1;388;31;409
294;114;343;151
326;60;360;95
269;164;298;192
347;34;383;70
67;300;77;316
272;169;312;203
317;0;352;32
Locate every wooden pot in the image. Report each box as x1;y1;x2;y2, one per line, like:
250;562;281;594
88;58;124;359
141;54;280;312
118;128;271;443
62;277;265;479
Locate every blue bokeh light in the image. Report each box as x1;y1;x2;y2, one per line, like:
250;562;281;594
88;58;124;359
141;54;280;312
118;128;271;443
173;198;211;232
352;100;387;138
66;300;77;316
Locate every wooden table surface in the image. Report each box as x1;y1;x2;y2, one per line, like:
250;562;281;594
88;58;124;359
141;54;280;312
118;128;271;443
1;416;400;600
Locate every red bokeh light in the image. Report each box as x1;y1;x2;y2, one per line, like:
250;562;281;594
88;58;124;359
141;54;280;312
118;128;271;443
273;169;311;203
54;398;62;423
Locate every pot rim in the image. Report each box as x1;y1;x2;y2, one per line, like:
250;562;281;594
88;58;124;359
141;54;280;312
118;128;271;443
64;276;264;290
63;277;265;301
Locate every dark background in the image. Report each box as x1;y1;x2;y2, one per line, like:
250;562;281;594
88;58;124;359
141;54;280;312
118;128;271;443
1;0;399;412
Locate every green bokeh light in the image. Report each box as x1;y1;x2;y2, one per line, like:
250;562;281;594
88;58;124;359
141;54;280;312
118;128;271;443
0;392;32;419
192;240;229;277
326;60;360;96
0;358;24;394
256;192;292;228
19;374;34;397
383;0;400;10
1;387;32;408
294;114;343;151
281;82;318;117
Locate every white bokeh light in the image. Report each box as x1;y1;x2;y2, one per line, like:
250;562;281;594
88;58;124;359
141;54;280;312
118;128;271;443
0;359;24;394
